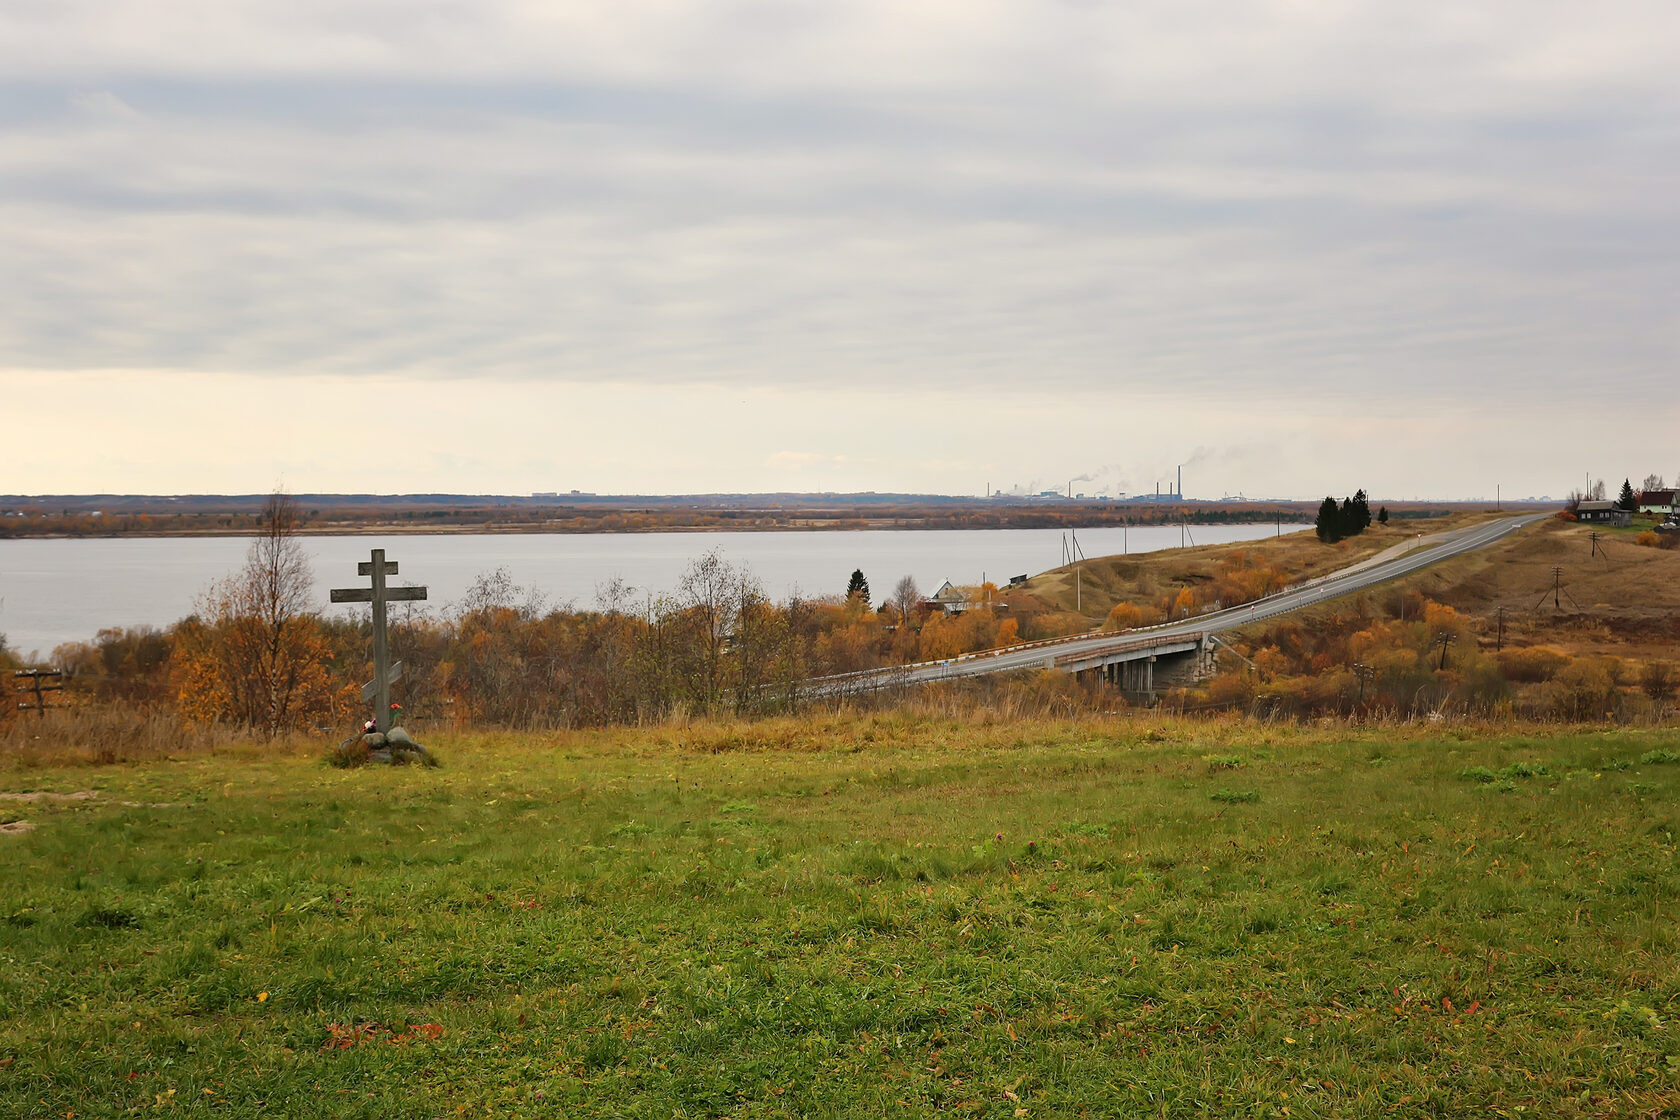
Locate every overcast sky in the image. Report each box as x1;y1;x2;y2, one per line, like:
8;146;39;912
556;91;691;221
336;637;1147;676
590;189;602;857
4;1;1677;500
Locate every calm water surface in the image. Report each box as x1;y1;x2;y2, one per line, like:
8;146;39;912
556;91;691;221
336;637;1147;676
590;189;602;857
0;524;1304;657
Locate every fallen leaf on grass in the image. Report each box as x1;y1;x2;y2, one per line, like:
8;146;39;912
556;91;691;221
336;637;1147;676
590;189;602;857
323;1022;383;1051
322;1022;445;1050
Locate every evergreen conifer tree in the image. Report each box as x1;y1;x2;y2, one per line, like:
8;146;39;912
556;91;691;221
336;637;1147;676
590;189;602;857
1315;497;1342;542
1351;489;1372;532
846;569;871;602
1377;505;1389;525
1618;478;1638;512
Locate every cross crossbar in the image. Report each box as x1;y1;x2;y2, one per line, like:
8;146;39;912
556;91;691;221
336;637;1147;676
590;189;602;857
361;660;405;703
330;586;428;604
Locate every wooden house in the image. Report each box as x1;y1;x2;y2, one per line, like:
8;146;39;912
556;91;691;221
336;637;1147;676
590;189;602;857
1639;488;1678;517
1576;500;1632;527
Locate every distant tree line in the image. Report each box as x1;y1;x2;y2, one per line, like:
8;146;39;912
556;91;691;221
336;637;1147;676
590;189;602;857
1314;490;1375;543
0;499;1321;539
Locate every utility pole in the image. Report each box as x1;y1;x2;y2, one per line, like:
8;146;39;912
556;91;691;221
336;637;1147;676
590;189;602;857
1495;605;1506;652
1534;566;1580;613
1434;632;1457;671
1352;662;1376;706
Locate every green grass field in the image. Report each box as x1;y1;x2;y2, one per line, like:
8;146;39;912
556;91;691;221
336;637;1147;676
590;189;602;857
4;714;1680;1118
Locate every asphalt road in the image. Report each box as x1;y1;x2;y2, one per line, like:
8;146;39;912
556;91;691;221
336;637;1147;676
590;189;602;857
816;513;1548;691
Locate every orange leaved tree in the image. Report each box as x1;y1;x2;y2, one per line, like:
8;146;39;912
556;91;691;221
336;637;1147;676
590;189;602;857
171;492;352;736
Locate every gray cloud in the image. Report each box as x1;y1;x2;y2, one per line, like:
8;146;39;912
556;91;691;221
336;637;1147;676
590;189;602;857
2;2;1678;494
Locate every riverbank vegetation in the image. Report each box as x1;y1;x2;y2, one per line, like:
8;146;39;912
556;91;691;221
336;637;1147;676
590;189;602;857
1;551;1089;745
4;715;1680;1116
4;510;1677;750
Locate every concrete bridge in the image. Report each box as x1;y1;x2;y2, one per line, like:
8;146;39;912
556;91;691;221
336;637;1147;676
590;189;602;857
813;627;1217;703
806;513;1545;703
1051;631;1213;697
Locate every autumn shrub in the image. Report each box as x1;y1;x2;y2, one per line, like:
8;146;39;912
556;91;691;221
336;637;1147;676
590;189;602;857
1641;660;1676;703
914;611;965;661
171;613;357;734
1457;658;1514;709
1255;675;1317;718
1204;551;1288;609
1498;646;1568;683
1210;595;1522;719
938;607;1016;658
1205;670;1257;710
1629;528;1680;550
1536;659;1618;721
51;626;174;706
1103;600;1159;631
988;668;1098;718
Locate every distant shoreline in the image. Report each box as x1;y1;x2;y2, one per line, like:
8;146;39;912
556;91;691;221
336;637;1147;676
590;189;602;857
0;494;1541;540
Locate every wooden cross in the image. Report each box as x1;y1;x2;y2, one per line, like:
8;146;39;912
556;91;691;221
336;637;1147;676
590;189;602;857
13;669;64;719
330;549;427;732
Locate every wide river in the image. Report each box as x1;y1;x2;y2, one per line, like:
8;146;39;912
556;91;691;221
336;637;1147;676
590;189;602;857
0;524;1304;657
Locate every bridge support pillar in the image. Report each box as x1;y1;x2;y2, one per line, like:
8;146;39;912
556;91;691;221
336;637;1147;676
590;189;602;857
1116;655;1156;705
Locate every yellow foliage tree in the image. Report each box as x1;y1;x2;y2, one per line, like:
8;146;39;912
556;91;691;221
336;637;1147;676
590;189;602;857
170;493;354;735
171;611;353;733
1103;601;1156;631
918;611;965;660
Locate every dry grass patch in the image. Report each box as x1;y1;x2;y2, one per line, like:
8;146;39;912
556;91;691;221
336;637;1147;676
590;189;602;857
1022;512;1499;625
